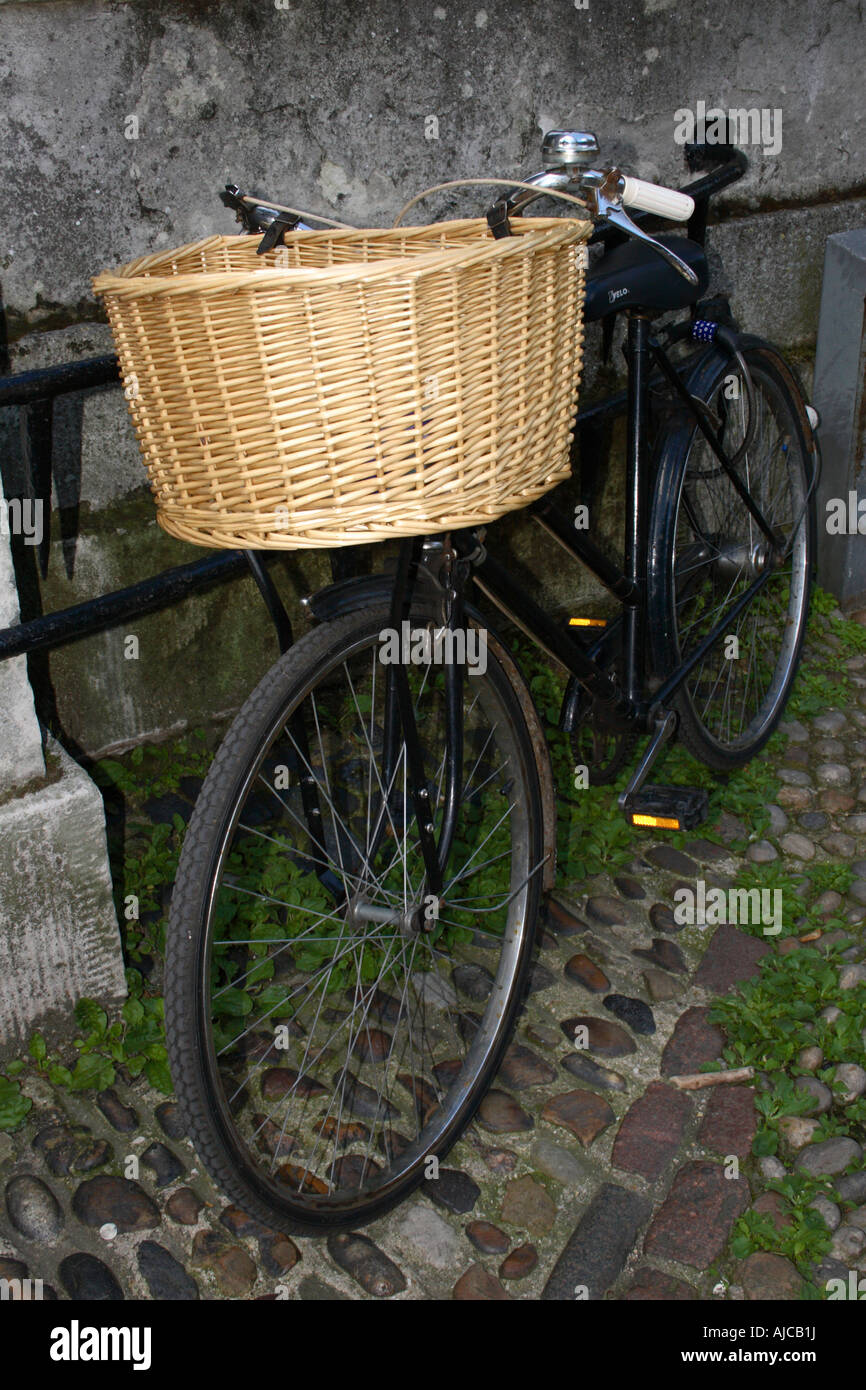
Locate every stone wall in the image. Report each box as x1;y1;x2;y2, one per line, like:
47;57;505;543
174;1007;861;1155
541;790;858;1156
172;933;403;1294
0;0;863;752
1;0;863;342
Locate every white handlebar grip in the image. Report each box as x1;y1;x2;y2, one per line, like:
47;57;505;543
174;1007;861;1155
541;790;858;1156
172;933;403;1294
621;177;695;223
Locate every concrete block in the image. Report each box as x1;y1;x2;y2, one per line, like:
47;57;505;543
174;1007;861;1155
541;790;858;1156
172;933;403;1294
0;734;126;1047
813;230;866;610
0;476;45;789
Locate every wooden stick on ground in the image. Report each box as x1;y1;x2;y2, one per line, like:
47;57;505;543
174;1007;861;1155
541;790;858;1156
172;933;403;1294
667;1066;755;1091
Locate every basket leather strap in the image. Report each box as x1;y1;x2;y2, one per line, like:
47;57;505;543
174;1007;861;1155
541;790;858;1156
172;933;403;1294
256;212;301;255
486;200;514;239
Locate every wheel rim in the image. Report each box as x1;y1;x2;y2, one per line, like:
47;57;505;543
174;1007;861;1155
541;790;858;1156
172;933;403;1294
669;368;810;752
196;618;538;1217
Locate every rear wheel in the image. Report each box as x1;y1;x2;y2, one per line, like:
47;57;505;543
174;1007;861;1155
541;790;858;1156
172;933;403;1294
166;604;544;1232
649;342;814;770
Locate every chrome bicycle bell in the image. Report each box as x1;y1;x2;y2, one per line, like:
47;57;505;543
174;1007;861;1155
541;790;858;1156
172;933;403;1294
541;130;600;171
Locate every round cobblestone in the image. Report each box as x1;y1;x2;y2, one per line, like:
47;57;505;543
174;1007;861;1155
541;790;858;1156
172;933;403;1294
779;768;812;787
779;832;815;860
812;712;847;735
817;763;852;787
4;1174;63;1241
747;840;778;862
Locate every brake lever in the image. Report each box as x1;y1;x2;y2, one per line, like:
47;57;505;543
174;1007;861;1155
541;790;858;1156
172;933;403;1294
585;171;698;287
220;184;301;247
220;184;256;231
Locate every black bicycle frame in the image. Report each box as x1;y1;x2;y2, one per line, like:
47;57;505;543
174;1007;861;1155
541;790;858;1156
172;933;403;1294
379;306;754;896
309;148;777;898
446;310;775;733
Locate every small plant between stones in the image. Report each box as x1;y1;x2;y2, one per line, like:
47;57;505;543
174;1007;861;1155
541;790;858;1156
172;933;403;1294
709;944;866;1293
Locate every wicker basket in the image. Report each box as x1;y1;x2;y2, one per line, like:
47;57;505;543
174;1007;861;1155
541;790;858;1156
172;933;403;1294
94;216;591;549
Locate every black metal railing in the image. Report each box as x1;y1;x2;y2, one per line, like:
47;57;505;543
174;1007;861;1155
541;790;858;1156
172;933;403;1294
0;354;273;658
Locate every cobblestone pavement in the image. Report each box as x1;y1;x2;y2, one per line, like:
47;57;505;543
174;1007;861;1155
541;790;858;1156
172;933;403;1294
2;644;866;1301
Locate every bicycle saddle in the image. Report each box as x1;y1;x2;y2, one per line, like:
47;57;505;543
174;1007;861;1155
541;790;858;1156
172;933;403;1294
584;235;708;321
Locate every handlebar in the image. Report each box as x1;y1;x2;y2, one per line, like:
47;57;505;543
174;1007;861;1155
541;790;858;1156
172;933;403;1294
221;130;748;280
492;136;701;283
499;164;693;226
620;177;693;222
486;130;747;284
219;184;352;251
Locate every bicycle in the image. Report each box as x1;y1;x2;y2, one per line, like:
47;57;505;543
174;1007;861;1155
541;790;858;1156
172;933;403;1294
165;130;818;1233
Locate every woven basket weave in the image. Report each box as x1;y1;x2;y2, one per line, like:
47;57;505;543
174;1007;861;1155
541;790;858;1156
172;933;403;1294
94;216;591;549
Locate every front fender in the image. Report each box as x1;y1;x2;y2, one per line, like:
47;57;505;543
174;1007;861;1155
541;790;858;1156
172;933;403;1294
303;571;410;622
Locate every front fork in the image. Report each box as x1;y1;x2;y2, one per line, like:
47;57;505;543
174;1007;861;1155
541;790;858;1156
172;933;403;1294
250;532;471;915
380;535;470;905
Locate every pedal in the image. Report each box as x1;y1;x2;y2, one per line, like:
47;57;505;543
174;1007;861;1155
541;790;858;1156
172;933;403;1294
568;617;608;629
623;784;709;831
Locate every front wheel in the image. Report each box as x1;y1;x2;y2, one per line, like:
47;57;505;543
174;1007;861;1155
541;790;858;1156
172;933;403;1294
648;340;815;771
165;603;544;1233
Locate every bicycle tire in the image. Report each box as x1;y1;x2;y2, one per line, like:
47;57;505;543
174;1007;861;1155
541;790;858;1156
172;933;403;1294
165;603;544;1234
648;338;815;770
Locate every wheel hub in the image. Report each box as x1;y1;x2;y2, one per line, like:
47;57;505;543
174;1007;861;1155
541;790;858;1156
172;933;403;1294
714;538;770;583
346;893;430;937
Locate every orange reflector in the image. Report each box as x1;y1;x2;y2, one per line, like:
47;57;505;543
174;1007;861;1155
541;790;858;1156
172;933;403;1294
630;813;682;830
568;617;607;628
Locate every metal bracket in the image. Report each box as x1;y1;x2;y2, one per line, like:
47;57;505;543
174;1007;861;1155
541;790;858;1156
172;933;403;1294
244;550;293;653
